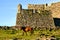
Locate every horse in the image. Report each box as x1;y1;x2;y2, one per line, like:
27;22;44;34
20;26;33;35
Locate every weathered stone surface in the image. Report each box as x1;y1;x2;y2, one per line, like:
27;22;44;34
50;2;60;18
16;4;55;28
28;2;60;18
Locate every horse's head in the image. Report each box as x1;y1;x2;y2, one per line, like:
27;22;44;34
25;26;33;32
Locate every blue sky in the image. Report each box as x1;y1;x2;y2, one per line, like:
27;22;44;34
0;0;60;26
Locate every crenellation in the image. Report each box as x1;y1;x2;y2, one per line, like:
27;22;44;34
17;4;22;13
28;4;45;10
28;4;49;10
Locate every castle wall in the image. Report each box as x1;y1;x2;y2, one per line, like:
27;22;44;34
16;9;55;28
16;9;33;26
50;2;60;18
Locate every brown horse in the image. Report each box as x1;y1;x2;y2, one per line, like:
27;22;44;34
21;26;33;32
20;26;33;35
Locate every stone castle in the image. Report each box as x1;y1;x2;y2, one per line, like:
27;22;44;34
16;2;60;28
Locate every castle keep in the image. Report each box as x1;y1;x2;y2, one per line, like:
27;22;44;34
16;3;56;28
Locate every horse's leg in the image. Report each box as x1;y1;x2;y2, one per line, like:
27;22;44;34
30;30;34;36
25;28;28;35
25;32;27;36
22;31;24;36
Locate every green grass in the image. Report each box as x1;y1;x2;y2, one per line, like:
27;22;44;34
0;29;60;40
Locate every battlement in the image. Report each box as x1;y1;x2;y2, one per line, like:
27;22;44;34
28;4;44;10
17;2;60;18
17;3;50;14
28;4;49;10
17;4;22;13
17;4;50;15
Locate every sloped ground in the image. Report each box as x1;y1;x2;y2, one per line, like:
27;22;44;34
0;28;60;40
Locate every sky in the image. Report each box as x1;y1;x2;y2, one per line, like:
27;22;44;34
0;0;60;26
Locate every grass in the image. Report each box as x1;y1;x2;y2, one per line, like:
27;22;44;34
0;29;60;40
